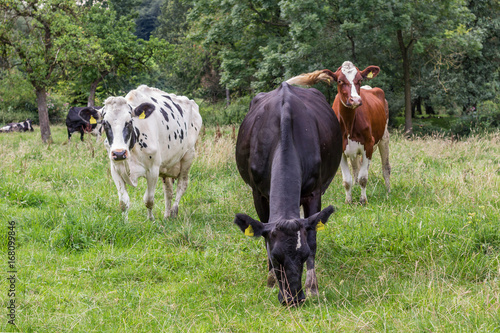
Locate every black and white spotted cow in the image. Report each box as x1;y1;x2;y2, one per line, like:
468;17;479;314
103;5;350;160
101;85;202;220
0;119;34;133
65;106;103;142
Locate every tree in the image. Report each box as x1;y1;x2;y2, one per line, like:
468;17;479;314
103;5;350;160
73;3;166;106
0;0;90;143
186;0;333;95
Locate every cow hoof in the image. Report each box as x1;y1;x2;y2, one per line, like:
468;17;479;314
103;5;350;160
360;198;367;205
267;271;277;288
306;286;319;296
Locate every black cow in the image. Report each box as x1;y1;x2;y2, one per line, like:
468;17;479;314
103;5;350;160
0;119;33;133
65;106;103;142
234;82;343;305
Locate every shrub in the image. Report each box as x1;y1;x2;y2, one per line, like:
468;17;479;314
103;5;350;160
198;95;251;126
450;100;500;138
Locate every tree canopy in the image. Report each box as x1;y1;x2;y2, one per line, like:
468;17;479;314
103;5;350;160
1;0;499;140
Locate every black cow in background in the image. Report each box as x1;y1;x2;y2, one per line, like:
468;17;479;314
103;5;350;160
234;82;343;306
0;119;34;133
65;106;103;142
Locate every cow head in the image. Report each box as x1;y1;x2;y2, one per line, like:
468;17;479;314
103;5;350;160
24;119;34;132
101;96;155;161
322;61;380;109
234;205;335;306
78;107;102;126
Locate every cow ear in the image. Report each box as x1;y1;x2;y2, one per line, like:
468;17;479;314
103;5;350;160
320;69;338;85
234;214;268;238
79;107;100;124
133;103;155;119
361;66;380;80
305;205;335;231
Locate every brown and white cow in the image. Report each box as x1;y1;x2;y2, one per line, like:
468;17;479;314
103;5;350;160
101;85;202;220
287;61;390;204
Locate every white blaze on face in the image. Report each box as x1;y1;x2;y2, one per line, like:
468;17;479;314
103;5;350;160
341;61;361;100
102;96;133;158
296;231;302;250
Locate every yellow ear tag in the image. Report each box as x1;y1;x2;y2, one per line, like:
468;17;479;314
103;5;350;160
138;111;146;119
244;225;254;236
316;221;325;231
89;116;97;124
367;72;374;79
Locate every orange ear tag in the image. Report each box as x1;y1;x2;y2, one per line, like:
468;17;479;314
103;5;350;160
139;112;146;119
367;72;374;79
316;221;325;231
89;116;97;124
245;225;254;236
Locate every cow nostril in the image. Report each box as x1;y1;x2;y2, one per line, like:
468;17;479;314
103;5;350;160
112;150;127;160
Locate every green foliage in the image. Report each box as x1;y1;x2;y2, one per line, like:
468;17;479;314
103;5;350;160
450;99;500;137
0;69;37;123
0;0;499;134
198;95;251;126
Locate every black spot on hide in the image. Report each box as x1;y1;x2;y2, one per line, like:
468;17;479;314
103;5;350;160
165;96;184;117
160;108;169;122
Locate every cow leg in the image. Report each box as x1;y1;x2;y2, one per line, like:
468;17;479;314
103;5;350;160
144;168;159;221
79;128;85;142
350;155;361;184
379;127;391;194
358;150;371;205
162;177;174;219
340;154;353;204
110;166;130;220
251;190;275;287
170;148;195;218
303;194;321;296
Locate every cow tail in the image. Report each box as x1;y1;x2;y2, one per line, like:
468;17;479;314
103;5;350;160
286;69;335;87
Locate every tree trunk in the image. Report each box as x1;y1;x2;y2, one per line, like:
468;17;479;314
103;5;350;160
88;75;105;107
35;87;52;143
347;34;357;63
397;30;414;136
226;87;230;107
88;80;98;107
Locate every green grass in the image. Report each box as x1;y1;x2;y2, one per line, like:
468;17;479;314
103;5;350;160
1;126;499;332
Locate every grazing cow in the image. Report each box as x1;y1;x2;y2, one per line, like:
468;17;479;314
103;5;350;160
287;61;391;204
234;82;342;305
0;119;33;133
101;85;202;220
65;106;103;142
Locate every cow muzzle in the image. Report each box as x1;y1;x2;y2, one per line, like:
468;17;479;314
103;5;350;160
347;96;362;108
279;289;306;307
111;149;128;161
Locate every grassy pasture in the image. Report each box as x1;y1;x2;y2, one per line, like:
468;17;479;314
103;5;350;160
1;125;499;332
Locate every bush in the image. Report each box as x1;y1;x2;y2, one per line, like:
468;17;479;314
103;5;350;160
0;69;37;124
198;95;251;126
450;100;500;138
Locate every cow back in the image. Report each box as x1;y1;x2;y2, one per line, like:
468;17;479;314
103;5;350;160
236;83;342;198
124;85;202;170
